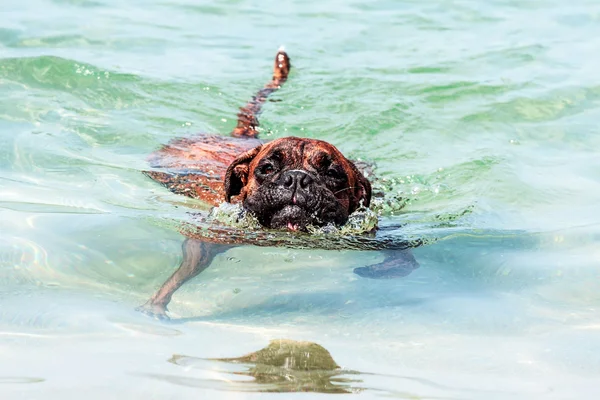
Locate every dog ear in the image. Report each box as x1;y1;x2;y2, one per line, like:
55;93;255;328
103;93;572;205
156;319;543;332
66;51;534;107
224;145;262;202
349;162;372;212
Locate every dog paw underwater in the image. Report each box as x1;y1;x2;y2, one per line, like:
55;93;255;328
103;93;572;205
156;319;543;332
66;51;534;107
138;49;422;320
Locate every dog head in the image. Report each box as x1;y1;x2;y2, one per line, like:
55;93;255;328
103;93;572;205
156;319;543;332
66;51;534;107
224;137;371;231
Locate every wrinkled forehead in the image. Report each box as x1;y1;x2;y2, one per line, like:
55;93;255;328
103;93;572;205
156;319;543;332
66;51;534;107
253;138;344;166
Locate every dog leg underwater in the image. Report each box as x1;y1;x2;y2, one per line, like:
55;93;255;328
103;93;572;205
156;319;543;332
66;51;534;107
353;249;419;279
137;239;230;319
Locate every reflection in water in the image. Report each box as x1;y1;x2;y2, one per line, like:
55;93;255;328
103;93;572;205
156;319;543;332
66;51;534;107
169;339;363;394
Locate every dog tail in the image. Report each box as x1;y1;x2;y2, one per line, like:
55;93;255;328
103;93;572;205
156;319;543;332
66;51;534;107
231;48;291;138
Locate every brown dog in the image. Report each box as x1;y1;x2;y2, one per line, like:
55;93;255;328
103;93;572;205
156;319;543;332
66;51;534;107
224;136;372;231
139;50;418;319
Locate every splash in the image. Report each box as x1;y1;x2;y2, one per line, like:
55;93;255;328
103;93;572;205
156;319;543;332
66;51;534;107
175;199;425;251
207;202;379;236
157;162;474;251
207;202;262;230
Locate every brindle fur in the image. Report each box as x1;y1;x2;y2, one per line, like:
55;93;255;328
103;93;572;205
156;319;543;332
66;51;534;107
224;137;372;230
138;50;418;319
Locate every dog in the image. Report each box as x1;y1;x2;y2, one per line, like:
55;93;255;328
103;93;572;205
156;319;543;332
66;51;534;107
138;50;418;319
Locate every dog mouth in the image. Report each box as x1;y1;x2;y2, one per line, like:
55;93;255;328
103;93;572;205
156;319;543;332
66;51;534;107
269;205;316;232
243;184;350;232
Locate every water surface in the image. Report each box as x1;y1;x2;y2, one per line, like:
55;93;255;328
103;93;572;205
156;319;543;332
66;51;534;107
2;0;600;398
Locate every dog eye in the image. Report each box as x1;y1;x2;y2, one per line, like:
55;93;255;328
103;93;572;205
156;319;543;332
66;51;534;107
259;163;275;175
326;168;344;180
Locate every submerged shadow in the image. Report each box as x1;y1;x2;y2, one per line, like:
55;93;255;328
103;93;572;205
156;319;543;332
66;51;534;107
141;339;492;397
175;339;361;394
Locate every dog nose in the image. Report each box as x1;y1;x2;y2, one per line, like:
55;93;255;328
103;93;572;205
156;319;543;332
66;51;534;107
281;170;312;190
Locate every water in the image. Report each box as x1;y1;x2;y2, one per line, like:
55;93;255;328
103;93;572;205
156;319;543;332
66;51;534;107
2;0;600;398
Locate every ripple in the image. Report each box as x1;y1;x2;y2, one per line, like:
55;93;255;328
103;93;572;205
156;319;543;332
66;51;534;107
0;377;45;384
14;34;104;48
50;0;104;7
407;65;452;74
112;321;182;337
0;55;141;92
0;200;106;214
461;85;600;124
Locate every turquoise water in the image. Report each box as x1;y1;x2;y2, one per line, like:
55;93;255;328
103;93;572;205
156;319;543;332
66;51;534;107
2;0;600;398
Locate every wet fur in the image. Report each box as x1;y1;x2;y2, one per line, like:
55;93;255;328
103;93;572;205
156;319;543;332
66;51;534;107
224;137;371;230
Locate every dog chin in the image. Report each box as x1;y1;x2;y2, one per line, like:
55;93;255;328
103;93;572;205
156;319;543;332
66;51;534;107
268;205;319;232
